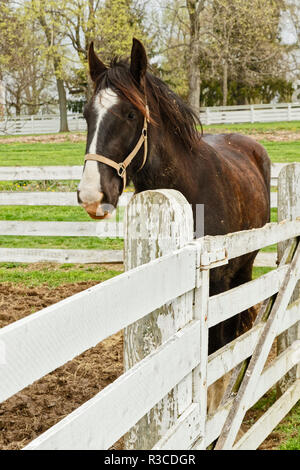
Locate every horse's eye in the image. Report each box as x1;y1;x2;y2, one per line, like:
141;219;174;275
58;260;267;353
127;111;136;120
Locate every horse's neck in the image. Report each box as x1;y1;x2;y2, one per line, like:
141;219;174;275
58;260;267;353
133;127;194;193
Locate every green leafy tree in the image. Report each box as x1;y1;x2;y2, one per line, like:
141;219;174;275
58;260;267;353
0;1;54;116
58;0;151;100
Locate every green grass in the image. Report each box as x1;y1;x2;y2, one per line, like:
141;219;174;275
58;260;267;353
0;235;123;250
0;203;124;251
252;266;274;279
0;124;300;168
0;204;124;222
277;400;300;450
203;121;300;163
260;141;300;163
261;244;277;253
246;388;300;449
271;208;277;222
0;198;277;252
0;205;92;221
203;120;300;134
0;131;86;140
0;262;123;287
0;123;292;257
0;142;85;166
0;180;80;191
252;389;277;411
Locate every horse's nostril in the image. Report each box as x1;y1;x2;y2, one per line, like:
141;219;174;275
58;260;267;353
77;190;82;204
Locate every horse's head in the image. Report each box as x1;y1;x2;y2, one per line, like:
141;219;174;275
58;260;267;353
78;38;149;219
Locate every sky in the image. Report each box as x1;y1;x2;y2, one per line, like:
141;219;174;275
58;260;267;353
280;10;298;45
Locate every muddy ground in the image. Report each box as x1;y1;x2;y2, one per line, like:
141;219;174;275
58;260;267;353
0;280;285;450
0;129;299;145
0;281;124;450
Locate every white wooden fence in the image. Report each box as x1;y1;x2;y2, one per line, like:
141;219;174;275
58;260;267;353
0;164;299;450
0;102;299;134
200;102;300;125
0;114;86;135
0;162;287;265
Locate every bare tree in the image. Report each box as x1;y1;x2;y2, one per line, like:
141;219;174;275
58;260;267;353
186;0;206;112
30;0;70;131
160;0;289;107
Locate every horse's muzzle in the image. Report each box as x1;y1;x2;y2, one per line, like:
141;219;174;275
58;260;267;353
79;193;112;220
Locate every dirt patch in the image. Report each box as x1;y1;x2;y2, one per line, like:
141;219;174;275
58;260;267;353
0;279;120;327
1;129;299;145
0;282;288;450
243;407;282;450
0;281;123;450
246;131;300;142
0;133;86;144
204;130;300;142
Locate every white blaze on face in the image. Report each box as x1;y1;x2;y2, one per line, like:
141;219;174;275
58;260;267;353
78;88;119;205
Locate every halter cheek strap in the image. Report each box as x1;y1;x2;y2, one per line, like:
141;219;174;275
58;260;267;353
84;109;149;192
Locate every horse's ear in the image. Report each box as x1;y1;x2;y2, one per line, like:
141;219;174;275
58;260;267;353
130;38;147;86
88;42;107;82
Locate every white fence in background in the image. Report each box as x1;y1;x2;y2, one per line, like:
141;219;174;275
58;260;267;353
0;162;290;265
0;114;86;135
200;102;300;125
0;175;299;450
0;102;300;134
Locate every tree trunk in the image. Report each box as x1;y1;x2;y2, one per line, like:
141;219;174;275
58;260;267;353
15;90;21;116
0;80;5;118
36;5;69;133
188;42;201;113
187;0;203;114
222;61;228;106
56;78;69;133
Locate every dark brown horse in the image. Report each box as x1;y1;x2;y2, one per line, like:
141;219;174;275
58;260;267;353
78;38;270;356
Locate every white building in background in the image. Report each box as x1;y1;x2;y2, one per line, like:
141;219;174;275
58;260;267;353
0;82;5;118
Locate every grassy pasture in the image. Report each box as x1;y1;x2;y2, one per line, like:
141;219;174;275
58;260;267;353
0;262;122;287
0;121;292;262
0;141;85;166
203;120;300;133
0;122;294;256
1;137;300;167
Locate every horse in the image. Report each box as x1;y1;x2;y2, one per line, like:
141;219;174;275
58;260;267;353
77;38;270;408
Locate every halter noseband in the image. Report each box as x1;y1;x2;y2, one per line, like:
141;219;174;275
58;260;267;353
84;106;149;191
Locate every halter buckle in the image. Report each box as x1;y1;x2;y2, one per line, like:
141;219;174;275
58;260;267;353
117;163;126;177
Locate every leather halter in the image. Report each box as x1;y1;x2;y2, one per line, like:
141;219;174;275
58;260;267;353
84;106;149;191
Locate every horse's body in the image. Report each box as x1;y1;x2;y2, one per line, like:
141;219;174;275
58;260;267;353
132;129;270;353
78;39;270;356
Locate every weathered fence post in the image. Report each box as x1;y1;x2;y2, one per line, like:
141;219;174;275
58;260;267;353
277;163;300;394
124;189;194;449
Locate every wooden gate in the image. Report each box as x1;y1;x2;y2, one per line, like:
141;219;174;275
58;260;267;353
214;163;300;449
0;164;299;450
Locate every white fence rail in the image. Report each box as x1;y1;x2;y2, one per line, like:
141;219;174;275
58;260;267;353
200;102;300;125
0;162;287;265
0;171;299;450
0;102;300;135
0;114;86;135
